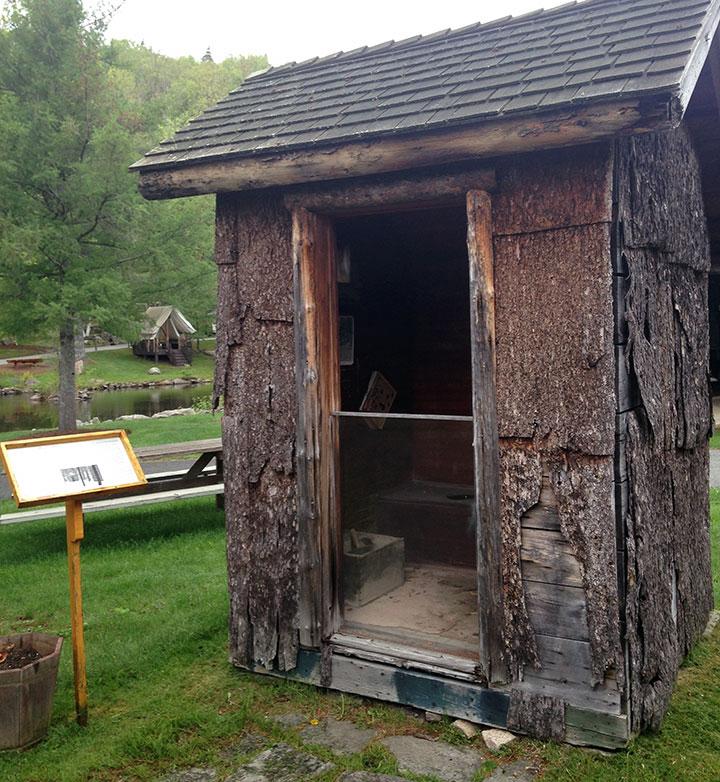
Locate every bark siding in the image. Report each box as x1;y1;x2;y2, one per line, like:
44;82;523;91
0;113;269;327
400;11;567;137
617;127;713;732
215;191;299;671
493;145;623;696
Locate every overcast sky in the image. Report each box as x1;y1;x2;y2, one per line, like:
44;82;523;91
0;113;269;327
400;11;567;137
96;0;571;66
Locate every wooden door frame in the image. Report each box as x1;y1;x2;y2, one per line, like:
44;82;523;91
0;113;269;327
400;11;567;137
289;166;503;682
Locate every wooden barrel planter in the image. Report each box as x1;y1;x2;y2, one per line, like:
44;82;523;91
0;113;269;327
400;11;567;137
0;633;63;750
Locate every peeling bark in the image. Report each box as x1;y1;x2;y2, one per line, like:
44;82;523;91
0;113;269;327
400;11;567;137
507;689;565;741
216;191;299;671
550;455;622;685
499;445;542;678
618;126;713;732
493;145;619;697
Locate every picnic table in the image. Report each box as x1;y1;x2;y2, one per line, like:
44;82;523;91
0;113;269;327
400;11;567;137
0;437;224;525
132;437;223;503
6;357;43;368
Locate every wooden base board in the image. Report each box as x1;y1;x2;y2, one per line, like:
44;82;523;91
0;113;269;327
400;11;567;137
245;648;629;750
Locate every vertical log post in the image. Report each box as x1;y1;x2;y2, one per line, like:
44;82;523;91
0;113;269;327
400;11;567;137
466;190;504;683
65;498;88;725
292;208;342;647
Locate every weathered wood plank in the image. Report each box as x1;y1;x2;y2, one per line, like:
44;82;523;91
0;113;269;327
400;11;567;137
515;676;621;714
293;208;342;645
136;99;672;200
615;344;637;413
565;705;629;741
467;190;504;684
524;581;589;642
613;271;629;345
330;633;480;682
520;528;583;588
285;166;496;214
533;634;618;688
520;477;561;532
265;649;510;727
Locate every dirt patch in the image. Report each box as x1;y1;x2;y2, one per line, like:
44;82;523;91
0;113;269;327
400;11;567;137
0;642;41;670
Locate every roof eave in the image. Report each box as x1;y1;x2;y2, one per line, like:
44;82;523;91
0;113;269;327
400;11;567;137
133;94;676;201
677;0;720;112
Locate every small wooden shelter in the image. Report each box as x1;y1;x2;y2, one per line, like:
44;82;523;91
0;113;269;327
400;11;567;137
132;306;196;366
132;0;720;748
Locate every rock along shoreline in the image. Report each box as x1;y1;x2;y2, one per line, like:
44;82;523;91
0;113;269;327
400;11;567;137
0;377;212;400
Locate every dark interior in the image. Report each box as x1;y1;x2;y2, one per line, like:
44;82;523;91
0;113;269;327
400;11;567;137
334;205;479;655
336;204;477;577
336;206;473;416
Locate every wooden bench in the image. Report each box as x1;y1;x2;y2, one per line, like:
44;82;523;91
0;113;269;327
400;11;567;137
6;358;43;368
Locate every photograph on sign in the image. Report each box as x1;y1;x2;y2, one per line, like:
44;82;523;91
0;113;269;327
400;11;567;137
1;431;146;507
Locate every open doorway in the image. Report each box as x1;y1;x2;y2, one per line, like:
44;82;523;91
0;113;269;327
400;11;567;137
333;205;479;660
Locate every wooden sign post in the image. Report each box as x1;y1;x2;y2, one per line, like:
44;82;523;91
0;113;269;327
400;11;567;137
65;497;88;725
0;430;146;725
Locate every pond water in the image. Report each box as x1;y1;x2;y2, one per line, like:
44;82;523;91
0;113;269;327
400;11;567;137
0;384;213;433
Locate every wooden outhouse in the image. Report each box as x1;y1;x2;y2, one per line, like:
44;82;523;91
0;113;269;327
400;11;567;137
132;0;720;748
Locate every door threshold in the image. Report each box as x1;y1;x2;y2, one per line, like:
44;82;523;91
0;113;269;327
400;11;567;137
331;629;483;683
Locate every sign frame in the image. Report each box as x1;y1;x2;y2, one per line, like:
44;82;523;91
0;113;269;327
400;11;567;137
0;429;146;508
0;429;147;726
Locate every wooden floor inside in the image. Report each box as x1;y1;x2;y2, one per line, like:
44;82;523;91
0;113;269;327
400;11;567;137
343;564;478;659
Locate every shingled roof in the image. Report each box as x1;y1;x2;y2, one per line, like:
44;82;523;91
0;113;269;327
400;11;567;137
132;0;720;173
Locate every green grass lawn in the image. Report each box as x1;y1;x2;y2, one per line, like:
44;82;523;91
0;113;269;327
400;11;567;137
0;493;717;781
0;348;214;394
0;412;222;449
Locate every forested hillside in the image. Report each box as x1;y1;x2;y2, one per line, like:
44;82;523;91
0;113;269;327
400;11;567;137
0;0;266;426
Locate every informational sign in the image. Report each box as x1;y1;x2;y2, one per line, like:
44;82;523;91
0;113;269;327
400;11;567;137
0;429;146;726
0;430;146;508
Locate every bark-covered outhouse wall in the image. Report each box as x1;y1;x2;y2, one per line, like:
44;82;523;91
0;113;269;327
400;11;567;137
617;126;713;732
491;144;624;735
211;131;712;738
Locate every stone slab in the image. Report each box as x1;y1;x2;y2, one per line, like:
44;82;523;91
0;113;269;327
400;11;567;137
273;712;308;728
482;728;517;753
219;732;268;759
380;736;483;782
225;742;333;782
485;760;540;781
339;774;408;782
300;717;378;755
160;769;217;782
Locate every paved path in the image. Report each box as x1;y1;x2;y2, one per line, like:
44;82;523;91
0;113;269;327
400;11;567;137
160;714;539;782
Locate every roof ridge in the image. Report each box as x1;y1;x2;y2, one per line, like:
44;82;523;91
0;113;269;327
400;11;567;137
243;0;622;83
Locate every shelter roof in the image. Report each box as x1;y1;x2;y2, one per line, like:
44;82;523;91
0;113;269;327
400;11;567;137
132;0;720;173
139;306;196;340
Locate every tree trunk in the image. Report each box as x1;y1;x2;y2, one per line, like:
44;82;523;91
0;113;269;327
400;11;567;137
58;319;77;432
